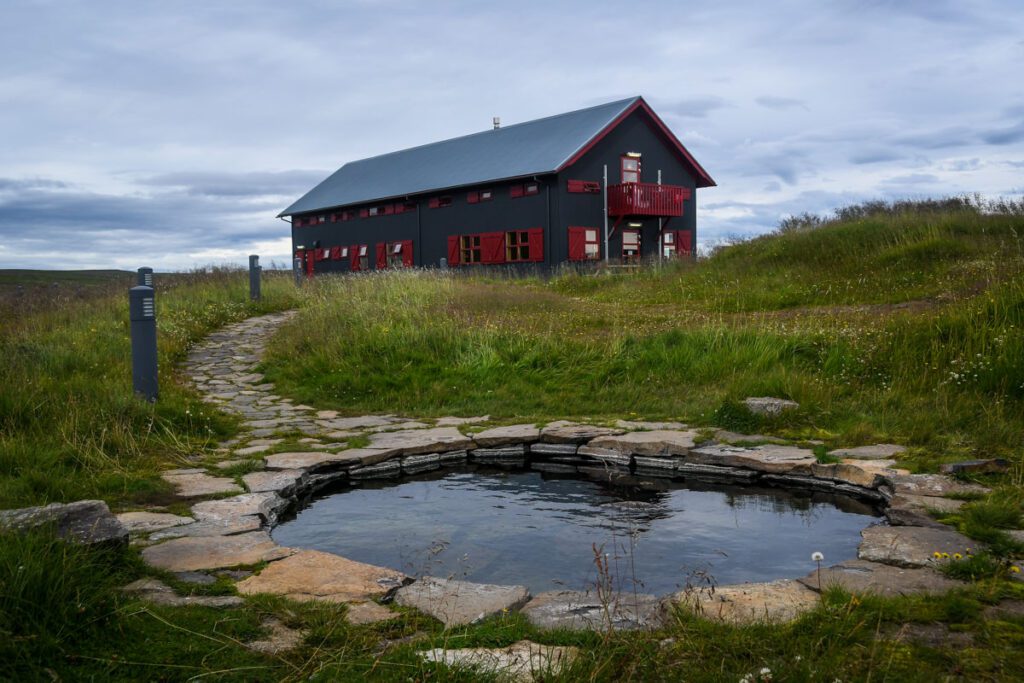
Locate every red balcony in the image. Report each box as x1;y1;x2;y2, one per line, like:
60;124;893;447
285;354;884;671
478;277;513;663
607;182;691;217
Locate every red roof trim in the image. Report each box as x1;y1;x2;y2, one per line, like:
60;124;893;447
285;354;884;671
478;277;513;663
556;97;716;188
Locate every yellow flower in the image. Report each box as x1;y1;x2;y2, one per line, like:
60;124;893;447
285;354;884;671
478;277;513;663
953;553;963;560
1011;566;1021;574
932;552;942;559
942;553;950;559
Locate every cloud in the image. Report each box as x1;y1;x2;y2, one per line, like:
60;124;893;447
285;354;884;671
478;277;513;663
849;150;904;165
981;120;1024;145
661;96;730;119
139;170;328;198
755;96;808;111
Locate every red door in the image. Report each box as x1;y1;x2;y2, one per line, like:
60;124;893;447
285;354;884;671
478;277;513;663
304;250;315;278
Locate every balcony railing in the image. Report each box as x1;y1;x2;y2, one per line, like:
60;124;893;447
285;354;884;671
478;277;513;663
608;182;691;217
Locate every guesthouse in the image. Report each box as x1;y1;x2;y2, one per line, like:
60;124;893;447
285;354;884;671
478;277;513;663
280;96;715;276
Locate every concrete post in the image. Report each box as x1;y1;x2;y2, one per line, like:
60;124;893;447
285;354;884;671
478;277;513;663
137;267;154;288
129;285;158;402
293;257;303;286
248;255;261;301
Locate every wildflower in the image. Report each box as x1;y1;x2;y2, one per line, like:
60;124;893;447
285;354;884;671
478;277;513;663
942;552;950;559
933;551;942;559
811;551;824;562
1011;566;1021;574
759;668;773;681
953;553;962;560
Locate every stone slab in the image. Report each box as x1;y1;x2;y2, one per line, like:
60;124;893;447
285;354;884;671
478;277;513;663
346;601;399;625
436;415;490;427
615;420;687;431
318;415;396;430
713;430;787;445
161;472;243;497
743;396;798;416
677;579;819;624
885;494;965;528
539;421;623;444
263;448;398;471
191;492;288;526
688;444;818;475
401;453;441;475
121;578;243;608
473;424;540;447
858;524;978;568
811;459;908;489
349;460;402;479
368;427;476;455
421;640;578;683
0;500;127;546
829;444;907;460
149;515;263;540
142;531;294;572
243;469;306;495
577;446;632;468
888;474;989;498
940;459;1009;475
797;559;963;596
677;462;761;481
521;590;663;631
395;577;530;627
588;430;700;457
529;443;579;456
115;511;195;535
236;549;407;603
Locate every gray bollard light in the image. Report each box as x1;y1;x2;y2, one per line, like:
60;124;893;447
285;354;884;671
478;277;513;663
137;267;154;288
248;255;262;301
129;285;158;402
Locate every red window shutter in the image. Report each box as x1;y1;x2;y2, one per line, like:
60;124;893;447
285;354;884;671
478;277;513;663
527;228;544;262
428;197;440;209
467;191;479;204
567;227;586;261
384;204;394;215
678;230;692;256
567;180;584;193
510;185;524;198
401;240;414;267
330;246;341;260
481;232;505;264
350;246;359;270
447;235;460;265
359;208;369;218
376;242;387;269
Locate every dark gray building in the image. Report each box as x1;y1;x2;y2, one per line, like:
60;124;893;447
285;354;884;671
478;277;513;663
280;96;715;276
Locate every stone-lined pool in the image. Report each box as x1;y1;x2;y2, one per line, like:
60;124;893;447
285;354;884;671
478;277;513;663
273;467;882;595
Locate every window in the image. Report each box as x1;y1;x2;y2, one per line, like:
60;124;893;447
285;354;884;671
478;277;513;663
394;202;416;214
388;240;414;268
622;229;640;263
460;234;482;263
351;244;369;271
505;231;532;262
524;183;539;195
428;196;453;209
567;180;601;193
368;206;381;217
569;227;601;260
467;190;494;204
621;155;641;184
662;231;675;258
510;183;540;198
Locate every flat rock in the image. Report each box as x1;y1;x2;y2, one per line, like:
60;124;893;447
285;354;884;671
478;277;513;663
940;459;1009;475
677;579;819;624
234;443;276;456
713;430;787;445
122;578;243;608
395;577;530;627
888;474;989;498
421;640;578;683
142;531;294;572
149;515;263;540
346;601;399;625
401;453;441;474
577;446;632;468
0;500;127;545
191;492;288;526
368;427;475;455
811;459;908;489
540;421;623;444
797;559;963;596
588;429;700;457
688;444;818;475
319;415;396;430
370;420;432;432
615;420;687;431
436;415;490;426
263;448;397;471
473;424;540;447
162;471;243;497
236;549;407;603
858;524;977;568
245;617;306;655
829;444;906;460
521;590;663;631
885;494;965;527
529;443;578;456
744;396;799;416
116;511;195;535
243;469;306;495
349;460;402;479
212;459;248;470
174;571;216;585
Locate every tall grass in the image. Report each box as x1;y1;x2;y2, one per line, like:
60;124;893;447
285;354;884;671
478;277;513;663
265;202;1024;459
0;269;300;508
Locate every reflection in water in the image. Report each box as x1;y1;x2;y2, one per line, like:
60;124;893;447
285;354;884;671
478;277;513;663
273;466;881;595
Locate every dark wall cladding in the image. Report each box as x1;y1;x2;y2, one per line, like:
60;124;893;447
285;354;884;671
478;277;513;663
290;107;703;273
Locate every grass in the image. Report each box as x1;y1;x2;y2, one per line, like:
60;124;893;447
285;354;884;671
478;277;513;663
2;199;1024;680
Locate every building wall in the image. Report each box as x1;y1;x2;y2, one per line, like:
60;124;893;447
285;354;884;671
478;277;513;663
289;107;702;274
554;108;699;264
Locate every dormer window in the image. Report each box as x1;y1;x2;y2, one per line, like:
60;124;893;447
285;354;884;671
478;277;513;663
621;155;641;183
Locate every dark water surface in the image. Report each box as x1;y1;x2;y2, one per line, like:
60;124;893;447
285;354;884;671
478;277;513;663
273;467;881;595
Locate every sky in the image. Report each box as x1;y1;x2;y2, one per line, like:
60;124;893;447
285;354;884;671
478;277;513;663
1;0;1022;270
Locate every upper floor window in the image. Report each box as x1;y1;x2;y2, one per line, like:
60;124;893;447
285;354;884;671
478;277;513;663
621;154;641;183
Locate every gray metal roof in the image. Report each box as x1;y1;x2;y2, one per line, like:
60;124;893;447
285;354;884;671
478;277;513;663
279;97;641;216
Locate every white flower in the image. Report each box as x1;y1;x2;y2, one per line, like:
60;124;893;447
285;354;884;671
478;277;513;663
811;551;824;562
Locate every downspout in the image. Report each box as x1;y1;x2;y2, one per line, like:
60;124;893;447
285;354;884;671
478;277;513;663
415;198;423;266
545;181;551;271
657;170;663;265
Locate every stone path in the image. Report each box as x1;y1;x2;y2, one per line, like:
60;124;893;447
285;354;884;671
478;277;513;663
98;310;1001;660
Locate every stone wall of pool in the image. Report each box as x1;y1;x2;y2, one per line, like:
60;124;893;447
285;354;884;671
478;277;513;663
130;312;989;630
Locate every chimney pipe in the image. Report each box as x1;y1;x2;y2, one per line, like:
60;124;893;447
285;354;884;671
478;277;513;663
493;116;500;130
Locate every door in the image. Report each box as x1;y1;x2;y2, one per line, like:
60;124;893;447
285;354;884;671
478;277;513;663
304;249;315;277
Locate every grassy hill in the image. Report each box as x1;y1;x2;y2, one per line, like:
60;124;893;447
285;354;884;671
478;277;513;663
264;198;1024;464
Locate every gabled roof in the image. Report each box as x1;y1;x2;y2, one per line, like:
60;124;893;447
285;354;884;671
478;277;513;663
279;96;715;217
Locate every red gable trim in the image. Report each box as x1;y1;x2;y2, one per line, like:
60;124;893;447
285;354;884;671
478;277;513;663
556;97;716;188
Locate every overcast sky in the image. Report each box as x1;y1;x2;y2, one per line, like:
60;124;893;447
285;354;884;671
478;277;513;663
1;0;1022;270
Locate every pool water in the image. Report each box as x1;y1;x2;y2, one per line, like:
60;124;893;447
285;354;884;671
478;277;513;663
273;467;881;595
